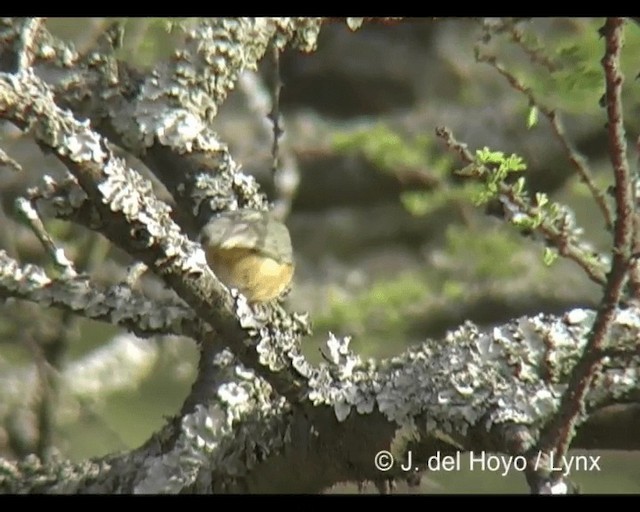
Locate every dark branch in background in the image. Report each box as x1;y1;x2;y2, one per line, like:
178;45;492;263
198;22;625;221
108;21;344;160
30;311;71;461
479;18;559;73
435;126;608;287
475;24;615;233
268;42;283;181
238;69;301;221
533;17;634;492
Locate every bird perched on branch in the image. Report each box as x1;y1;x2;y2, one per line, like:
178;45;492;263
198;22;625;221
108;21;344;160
199;209;294;303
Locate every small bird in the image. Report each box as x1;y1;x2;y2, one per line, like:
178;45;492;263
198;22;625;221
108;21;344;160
199;209;294;303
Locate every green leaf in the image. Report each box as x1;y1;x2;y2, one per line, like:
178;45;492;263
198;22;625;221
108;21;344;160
543;247;559;266
526;105;539;129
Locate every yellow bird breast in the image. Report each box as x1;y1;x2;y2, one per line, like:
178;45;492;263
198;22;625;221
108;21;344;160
205;246;294;302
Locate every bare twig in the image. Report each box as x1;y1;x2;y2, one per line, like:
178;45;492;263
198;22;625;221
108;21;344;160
475;43;614;232
31;319;67;461
268;43;283;179
239;56;301;221
498;18;560;73
536;16;633;485
0;147;23;172
14;197;78;278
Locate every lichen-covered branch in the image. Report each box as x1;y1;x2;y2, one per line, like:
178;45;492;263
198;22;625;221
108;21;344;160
0;249;199;338
2;16;639;495
1;307;639;492
0;69;313;405
44;18;323;238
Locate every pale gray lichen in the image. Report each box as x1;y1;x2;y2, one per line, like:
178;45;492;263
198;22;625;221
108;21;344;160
0;452;106;494
28;173;90;219
346;18;365;31
306;333;378;422
129;18;323;155
306;308;640;447
0;250;198;336
60;120;107;163
189;169;238;218
75;18;319;173
134;356;290;493
12;20;319;233
273;17;322;53
233;296;311;382
231;172;268;210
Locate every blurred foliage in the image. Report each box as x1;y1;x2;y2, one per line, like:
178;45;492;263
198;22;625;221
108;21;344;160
331;123;487;218
479;18;640;130
118;18;186;67
312;223;533;358
332;124;453;178
443;224;528;281
315;271;432;357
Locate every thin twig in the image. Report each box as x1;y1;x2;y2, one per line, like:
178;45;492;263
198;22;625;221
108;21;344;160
475;44;614;232
32;314;69;461
435;126;608;286
239;63;301;221
266;43;300;220
499;19;560;73
0;147;23;172
14;196;78;278
537;16;633;478
268;42;283;179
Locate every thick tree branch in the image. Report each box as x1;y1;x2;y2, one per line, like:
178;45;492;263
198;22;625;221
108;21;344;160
1;307;640;492
0;70;312;405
